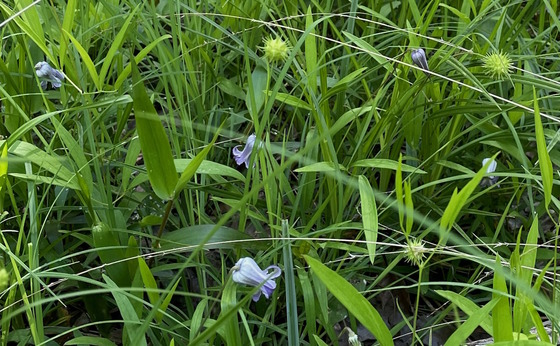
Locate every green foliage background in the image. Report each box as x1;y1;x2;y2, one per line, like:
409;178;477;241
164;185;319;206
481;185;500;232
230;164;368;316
0;0;559;345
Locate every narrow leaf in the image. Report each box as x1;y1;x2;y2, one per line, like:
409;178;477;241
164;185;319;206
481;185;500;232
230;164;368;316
304;255;393;346
138;258;159;306
174;128;221;198
444;298;499;346
98;5;141;87
131;59;178;200
353;159;427;174
358;176;378;264
533;87;553;208
493;256;513;342
103;275;147;346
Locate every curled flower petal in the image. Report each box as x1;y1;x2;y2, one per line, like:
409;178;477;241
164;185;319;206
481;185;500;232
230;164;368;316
482;158;497;177
411;48;429;75
35;61;64;89
232;134;257;168
232;257;281;301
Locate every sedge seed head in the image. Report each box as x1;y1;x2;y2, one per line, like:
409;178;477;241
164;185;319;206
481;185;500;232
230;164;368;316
262;36;289;63
482;51;513;80
404;239;427;266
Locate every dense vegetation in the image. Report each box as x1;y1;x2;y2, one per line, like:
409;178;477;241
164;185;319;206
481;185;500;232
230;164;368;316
0;0;559;345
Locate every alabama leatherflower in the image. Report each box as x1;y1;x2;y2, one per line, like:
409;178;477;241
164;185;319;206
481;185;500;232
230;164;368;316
232;257;282;301
411;48;429;75
35;61;64;90
482;158;497;179
232;134;258;168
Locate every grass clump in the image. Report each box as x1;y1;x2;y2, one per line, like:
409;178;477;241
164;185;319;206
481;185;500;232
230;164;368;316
0;0;559;345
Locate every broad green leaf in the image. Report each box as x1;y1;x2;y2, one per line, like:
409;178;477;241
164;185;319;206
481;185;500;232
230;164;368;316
533;87;553;208
174;129;221;199
444;298;499;346
493;256;513;342
304;255;393;346
353;159;427;174
103;275;147;346
131;59;178;200
358;176;378;264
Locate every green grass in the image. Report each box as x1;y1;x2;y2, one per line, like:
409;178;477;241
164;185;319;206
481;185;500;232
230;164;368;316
0;0;559;345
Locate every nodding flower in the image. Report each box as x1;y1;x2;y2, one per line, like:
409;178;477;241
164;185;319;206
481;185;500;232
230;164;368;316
232;257;282;302
232;134;259;168
481;157;499;187
411;48;429;75
35;61;64;90
482;158;497;179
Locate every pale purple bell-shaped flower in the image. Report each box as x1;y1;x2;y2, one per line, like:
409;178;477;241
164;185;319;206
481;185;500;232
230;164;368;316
482;158;497;179
411;48;429;75
232;134;258;168
232;257;282;302
35;61;64;90
481;157;499;187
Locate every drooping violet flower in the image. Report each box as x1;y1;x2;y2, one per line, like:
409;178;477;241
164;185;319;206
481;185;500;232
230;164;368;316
35;61;64;90
232;134;258;168
411;48;429;75
232;257;281;302
482;158;497;179
481;157;499;187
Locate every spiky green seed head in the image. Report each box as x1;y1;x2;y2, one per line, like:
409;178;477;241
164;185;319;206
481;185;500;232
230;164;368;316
262;37;289;63
483;51;513;80
404;239;427;266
